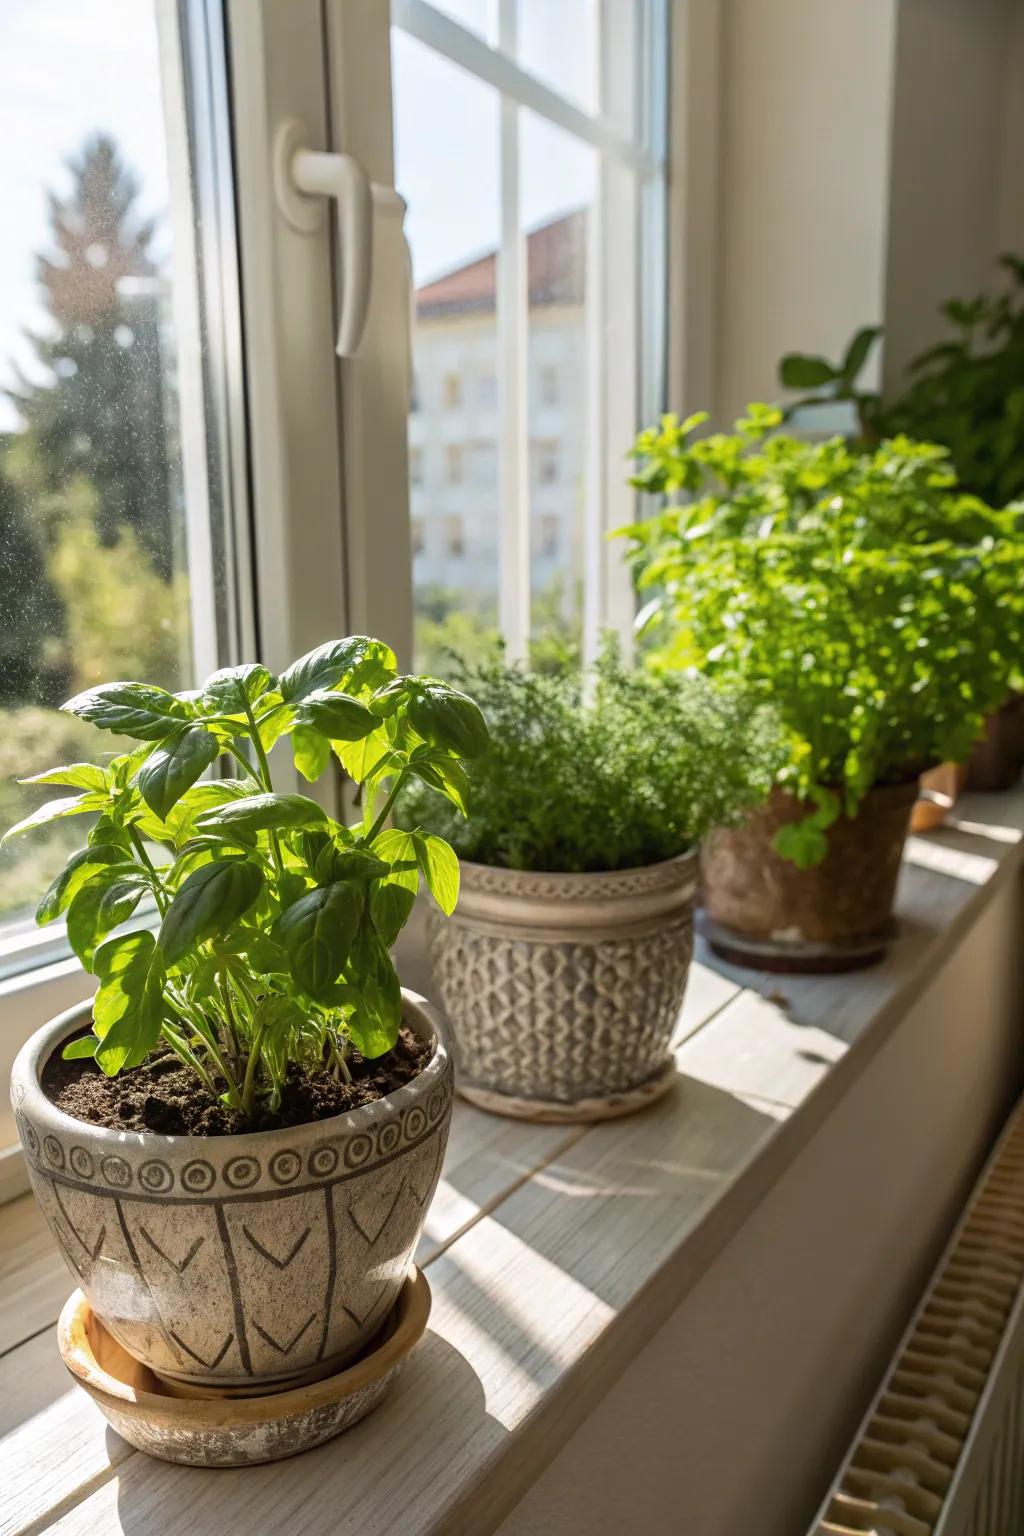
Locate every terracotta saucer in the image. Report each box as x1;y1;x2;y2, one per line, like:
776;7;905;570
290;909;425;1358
458;1057;678;1123
57;1267;431;1468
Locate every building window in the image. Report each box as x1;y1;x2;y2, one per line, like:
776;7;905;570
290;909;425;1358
444;444;464;485
540;365;560;406
536;440;560;486
409;446;424;486
445;514;465;558
442;372;462;411
471;441;497;484
539;513;560;558
411;518;425;556
479;373;497;409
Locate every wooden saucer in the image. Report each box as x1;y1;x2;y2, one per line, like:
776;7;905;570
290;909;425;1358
57;1268;431;1467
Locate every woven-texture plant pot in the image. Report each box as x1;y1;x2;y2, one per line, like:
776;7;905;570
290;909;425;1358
12;991;453;1393
426;851;697;1119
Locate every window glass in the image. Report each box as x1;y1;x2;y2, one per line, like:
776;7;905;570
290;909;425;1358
394;28;502;671
516;0;599;116
0;1;227;949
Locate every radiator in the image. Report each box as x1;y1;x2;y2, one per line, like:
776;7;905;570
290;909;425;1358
812;1095;1024;1536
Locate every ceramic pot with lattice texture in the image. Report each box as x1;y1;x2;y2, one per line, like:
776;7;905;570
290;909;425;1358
426;852;697;1122
11;991;453;1393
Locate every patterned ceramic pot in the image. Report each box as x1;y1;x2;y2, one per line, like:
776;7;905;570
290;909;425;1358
11;990;453;1393
426;852;698;1122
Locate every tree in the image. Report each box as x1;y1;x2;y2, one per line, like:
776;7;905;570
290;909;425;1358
6;133;175;577
0;457;68;706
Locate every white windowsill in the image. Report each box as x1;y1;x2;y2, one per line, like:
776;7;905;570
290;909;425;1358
1;787;1023;1533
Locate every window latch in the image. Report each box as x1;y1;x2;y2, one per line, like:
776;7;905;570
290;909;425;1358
273;118;406;360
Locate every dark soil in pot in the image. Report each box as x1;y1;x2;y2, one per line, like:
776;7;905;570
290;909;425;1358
701;778;918;973
42;1025;432;1135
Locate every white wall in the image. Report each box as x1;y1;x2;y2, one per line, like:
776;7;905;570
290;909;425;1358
712;0;897;424
497;874;1024;1536
883;0;1019;386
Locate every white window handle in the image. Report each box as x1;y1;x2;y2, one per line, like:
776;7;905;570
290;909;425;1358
274;118;394;359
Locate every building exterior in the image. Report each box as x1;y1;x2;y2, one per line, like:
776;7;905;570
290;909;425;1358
409;210;587;627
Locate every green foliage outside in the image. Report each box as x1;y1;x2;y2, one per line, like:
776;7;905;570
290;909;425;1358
620;406;1024;866
399;639;782;873
779;255;1024;508
0;134;188;924
2;640;487;1114
414;577;582;677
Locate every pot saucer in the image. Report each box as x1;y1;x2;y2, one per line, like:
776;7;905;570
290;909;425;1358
57;1267;431;1468
458;1056;677;1123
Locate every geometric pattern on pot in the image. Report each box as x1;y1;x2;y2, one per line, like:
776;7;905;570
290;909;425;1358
428;908;694;1104
12;992;453;1389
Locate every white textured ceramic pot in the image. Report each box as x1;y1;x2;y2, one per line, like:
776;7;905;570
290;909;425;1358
11;991;453;1393
426;852;697;1122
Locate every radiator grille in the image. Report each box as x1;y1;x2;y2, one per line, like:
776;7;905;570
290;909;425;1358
813;1100;1024;1536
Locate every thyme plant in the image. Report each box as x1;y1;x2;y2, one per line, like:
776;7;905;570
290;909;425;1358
621;407;1024;865
2;638;487;1114
398;642;782;873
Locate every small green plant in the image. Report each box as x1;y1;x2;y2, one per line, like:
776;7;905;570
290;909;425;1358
1;638;487;1115
621;407;1024;865
398;640;781;873
779;255;1024;507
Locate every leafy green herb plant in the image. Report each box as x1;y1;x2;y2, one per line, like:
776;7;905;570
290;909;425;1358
621;407;1024;865
398;640;782;874
2;638;487;1117
779;255;1024;507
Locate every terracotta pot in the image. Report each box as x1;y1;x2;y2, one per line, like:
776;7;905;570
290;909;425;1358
701;780;918;973
11;991;453;1393
910;761;968;833
965;695;1024;793
426;852;698;1121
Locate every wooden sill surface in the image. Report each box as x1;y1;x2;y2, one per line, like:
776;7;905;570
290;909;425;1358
2;790;1023;1536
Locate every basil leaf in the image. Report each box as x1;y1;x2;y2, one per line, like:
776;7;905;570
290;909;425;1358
61;681;194;740
293;690;378;742
138;726;220;820
370;829;419;891
279;636;397;703
92;931;167;1076
369;879;417;947
333;729;399;784
409;752;471;816
292;724;331;782
194;792;328;835
314;845;390;885
19;763;110;792
201;663;274;713
273;882;364;1001
163;778;251;842
412;831;460;915
1;791;108;845
67;868;148;967
346;923;402;1055
62;1035;98;1062
36;843;124;925
407;684;489;758
158;858;265;965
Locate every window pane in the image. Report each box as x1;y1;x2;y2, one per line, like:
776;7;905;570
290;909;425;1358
516;0;599;115
392;30;502;671
0;1;226;942
521;112;595;667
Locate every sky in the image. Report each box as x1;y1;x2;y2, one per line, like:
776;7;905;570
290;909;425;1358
0;0;598;430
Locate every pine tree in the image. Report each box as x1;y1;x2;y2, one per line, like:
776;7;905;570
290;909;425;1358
6;133;174;578
0;458;68;707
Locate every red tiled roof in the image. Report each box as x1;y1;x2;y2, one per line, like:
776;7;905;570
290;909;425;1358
415;209;584;319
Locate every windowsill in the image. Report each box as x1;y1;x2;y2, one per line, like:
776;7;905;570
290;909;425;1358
2;787;1024;1533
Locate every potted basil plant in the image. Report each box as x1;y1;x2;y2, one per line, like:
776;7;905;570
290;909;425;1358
8;637;487;1397
621;406;1024;972
399;642;780;1121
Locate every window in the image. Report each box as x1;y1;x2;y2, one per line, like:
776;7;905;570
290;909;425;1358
392;0;666;666
444;513;465;558
538;512;560;558
0;0;247;977
410;446;425;486
539;363;560;406
535;439;561;485
444;444;465;485
442;372;463;410
471;440;498;483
